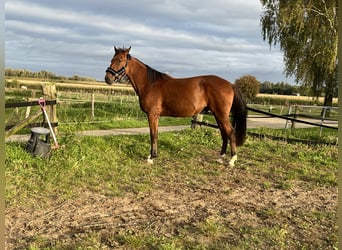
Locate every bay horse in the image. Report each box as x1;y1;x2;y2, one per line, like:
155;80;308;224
105;46;247;166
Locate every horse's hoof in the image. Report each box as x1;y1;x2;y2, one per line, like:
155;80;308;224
147;155;154;164
228;155;237;167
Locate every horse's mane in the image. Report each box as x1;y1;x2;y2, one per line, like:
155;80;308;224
145;65;167;83
115;47;170;83
134;57;169;83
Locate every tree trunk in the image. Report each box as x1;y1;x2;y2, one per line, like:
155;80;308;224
322;79;334;117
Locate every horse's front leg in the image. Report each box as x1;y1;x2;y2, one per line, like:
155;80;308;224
147;113;159;164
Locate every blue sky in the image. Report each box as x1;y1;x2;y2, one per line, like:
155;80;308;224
5;0;294;83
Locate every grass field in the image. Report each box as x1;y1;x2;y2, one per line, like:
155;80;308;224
5;128;338;249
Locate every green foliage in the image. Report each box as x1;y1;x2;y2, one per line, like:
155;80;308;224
235;75;260;101
5;89;34;101
260;0;338;105
260;81;301;95
5;68;96;81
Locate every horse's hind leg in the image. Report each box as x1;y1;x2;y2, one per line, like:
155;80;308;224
217;123;228;157
226;123;237;166
215;116;237;166
216;122;228;164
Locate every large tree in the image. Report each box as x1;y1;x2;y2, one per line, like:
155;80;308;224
260;0;338;107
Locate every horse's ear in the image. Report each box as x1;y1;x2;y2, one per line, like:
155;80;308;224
114;46;118;52
126;46;132;60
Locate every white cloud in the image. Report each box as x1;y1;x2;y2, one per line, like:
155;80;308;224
5;0;292;83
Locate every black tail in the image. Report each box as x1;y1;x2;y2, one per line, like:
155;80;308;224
231;85;247;146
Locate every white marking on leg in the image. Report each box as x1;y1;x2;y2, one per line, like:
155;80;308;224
147;155;154;164
229;154;237;167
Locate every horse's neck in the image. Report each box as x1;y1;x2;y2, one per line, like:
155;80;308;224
127;58;149;96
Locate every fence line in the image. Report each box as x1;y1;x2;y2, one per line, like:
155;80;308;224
191;106;338;136
247;106;337;130
57;93;338;131
5;99;58;137
5;100;57;108
5;83;58;138
191;106;338;145
6;85;338;143
284;105;338;136
247;131;338;146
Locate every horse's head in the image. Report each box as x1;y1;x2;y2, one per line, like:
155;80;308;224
105;46;131;85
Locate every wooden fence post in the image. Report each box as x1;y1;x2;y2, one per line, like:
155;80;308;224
91;93;95;119
42;83;58;135
191;114;203;129
291;105;299;130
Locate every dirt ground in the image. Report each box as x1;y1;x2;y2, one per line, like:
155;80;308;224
6;164;337;249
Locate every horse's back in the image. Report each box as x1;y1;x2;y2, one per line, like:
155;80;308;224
193;75;234;102
161;74;233;89
158;74;234;102
201;75;234;88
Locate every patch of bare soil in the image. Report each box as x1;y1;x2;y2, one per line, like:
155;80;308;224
6;167;337;249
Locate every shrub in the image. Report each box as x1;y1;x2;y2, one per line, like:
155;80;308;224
235;75;260;102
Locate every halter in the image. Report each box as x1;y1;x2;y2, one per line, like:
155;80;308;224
106;54;131;81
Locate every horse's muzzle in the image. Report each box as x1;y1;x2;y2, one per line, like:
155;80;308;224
105;67;127;84
105;74;114;85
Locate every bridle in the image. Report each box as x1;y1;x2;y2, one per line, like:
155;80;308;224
106;54;131;81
